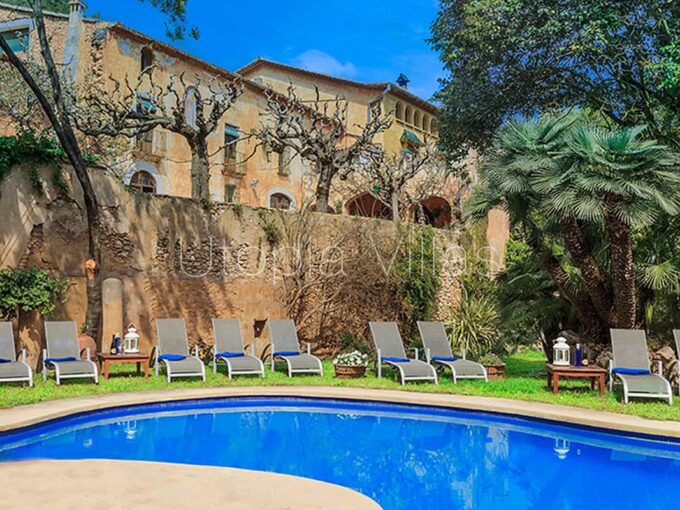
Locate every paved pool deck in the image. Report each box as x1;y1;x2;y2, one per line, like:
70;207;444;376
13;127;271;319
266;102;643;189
0;460;381;510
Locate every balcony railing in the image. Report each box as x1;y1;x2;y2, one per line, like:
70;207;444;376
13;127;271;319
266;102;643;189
223;150;247;174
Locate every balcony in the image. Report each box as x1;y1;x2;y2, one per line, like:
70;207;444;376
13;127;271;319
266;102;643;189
223;150;247;175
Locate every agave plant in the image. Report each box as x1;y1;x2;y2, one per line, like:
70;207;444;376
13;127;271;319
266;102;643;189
444;287;500;359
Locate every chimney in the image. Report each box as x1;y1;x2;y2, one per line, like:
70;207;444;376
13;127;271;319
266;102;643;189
64;0;87;83
396;73;410;89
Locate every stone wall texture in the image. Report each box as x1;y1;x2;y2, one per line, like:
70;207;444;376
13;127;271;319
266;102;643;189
0;166;463;366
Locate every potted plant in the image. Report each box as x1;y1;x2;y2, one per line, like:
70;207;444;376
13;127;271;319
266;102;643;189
479;353;506;380
333;350;369;379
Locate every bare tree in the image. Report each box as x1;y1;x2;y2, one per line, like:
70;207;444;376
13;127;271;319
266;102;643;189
353;143;450;222
256;85;391;212
75;70;243;200
0;0;105;340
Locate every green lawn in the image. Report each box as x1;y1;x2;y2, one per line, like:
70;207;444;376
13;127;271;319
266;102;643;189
1;351;679;421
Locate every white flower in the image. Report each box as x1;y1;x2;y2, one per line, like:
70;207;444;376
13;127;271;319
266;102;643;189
333;350;369;367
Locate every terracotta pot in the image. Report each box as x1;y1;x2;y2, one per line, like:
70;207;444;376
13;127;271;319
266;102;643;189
484;363;506;380
78;334;97;360
334;364;367;379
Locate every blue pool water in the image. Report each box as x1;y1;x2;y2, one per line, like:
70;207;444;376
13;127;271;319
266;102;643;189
1;397;679;510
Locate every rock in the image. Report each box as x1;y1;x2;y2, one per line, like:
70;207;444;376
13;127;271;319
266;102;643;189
652;346;678;383
595;350;612;370
654;345;676;365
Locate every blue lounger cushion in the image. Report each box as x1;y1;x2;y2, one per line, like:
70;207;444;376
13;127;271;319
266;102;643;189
432;356;458;362
274;351;300;357
612;367;651;375
159;354;187;362
45;357;77;363
0;358;11;363
382;356;410;363
216;352;245;358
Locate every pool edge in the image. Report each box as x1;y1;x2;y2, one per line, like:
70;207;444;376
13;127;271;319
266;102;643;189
2;386;679;439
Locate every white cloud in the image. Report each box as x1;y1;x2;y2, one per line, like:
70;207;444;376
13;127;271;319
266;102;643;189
292;50;357;78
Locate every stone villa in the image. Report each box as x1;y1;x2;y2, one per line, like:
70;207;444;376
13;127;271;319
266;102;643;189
0;0;508;265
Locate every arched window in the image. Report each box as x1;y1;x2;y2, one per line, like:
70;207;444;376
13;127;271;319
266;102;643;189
395;102;404;121
413;110;421;129
345;192;392;220
129;170;156;194
184;87;200;128
430;118;438;135
422;115;430;132
270;192;292;210
404;106;413;125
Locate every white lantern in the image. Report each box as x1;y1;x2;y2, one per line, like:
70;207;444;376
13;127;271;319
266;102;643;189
123;323;140;354
553;337;570;366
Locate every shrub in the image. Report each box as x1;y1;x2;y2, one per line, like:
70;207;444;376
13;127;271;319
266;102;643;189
445;286;500;358
333;351;369;367
0;268;69;320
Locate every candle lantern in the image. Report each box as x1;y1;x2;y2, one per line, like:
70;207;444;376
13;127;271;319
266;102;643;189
123;323;140;354
553;337;571;366
554;438;571;460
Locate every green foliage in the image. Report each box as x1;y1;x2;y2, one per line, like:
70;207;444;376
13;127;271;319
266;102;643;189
231;203;243;218
445;283;500;359
258;209;282;245
431;0;680;159
0;268;68;320
1;0;69;13
394;226;441;339
0;133;64;186
339;330;371;355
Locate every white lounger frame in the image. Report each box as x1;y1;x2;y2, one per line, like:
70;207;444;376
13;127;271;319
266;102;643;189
376;348;438;385
609;360;673;405
213;344;265;379
270;342;323;377
42;348;98;385
155;345;206;383
1;349;33;387
425;348;488;383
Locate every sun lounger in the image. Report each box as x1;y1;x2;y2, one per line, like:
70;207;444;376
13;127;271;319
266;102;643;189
369;321;437;385
267;319;323;377
0;322;33;387
417;321;487;383
43;321;98;385
212;318;264;379
609;329;672;405
155;318;206;382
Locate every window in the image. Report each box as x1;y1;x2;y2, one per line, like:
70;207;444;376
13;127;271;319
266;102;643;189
430;118;438;135
0;28;29;53
135;129;154;153
270;192;292;210
413;110;421;129
224;184;238;203
278;147;292;176
395;102;404;121
224;124;240;161
404;106;413;125
129;170;156;194
141;46;155;72
422;115;430;132
184;87;200;128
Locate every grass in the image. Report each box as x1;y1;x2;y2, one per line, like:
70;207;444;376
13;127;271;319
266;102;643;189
1;351;679;422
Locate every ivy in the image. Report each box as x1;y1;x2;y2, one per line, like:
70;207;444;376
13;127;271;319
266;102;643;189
0;268;69;320
394;226;441;340
0;132;64;188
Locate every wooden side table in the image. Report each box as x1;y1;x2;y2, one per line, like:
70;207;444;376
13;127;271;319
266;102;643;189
97;353;151;380
546;364;607;396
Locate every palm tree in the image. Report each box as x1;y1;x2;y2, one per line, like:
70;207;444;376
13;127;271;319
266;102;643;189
466;113;680;342
542;125;680;328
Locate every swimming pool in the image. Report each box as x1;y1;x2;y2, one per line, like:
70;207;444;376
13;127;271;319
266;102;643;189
1;397;679;510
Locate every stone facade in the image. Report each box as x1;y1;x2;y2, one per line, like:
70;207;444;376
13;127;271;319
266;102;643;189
0;165;463;367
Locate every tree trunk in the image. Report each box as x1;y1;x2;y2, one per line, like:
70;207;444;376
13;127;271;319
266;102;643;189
189;137;211;201
390;191;400;222
314;165;333;213
0;8;103;343
604;196;637;328
541;254;607;343
559;217;614;326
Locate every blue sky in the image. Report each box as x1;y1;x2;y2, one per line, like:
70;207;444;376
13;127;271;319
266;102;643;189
86;0;444;101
